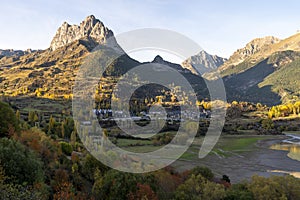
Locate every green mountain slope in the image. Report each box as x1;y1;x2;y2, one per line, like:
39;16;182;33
223;50;300;105
259;56;300;100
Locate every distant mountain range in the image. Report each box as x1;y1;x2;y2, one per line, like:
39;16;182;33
1;15;300;105
0;49;36;57
0;16;207;101
211;33;300;105
0;49;38;64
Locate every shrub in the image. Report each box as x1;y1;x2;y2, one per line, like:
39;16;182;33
0;138;44;185
0;101;19;137
60;141;73;155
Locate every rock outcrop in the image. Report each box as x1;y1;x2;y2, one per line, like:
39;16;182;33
50;15;114;51
221;36;281;69
182;50;227;75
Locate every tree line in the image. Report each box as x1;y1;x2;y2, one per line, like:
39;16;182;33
268;101;300;118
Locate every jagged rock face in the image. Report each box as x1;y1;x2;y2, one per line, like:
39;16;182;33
181;50;227;75
224;36;281;67
50;15;114;51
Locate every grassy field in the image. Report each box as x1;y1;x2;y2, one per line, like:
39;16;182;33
8;96;72;120
137;131;177;139
116;138;153;147
122;145;161;153
180;135;274;160
115;134;274;160
220;136;266;151
116;131;177;153
283;131;300;135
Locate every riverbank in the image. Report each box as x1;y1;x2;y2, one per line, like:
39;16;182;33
172;135;300;183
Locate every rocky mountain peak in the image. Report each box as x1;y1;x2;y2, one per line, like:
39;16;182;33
50;15;114;51
152;55;164;63
223;36;281;67
237;36;280;56
150;55;187;72
181;50;227;75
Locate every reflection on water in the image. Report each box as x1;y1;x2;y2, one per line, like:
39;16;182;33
270;144;300;161
268;170;300;178
270;134;300;162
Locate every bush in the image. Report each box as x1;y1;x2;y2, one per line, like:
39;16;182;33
0;101;19;137
247;175;300;200
175;174;226;200
224;183;253;200
189;166;214;180
81;154;109;181
60;141;73;155
0;138;44;185
261;118;274;130
92;169;157;200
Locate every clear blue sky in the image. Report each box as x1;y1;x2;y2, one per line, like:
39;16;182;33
1;0;300;58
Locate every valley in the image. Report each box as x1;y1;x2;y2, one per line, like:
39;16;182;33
1;14;300;199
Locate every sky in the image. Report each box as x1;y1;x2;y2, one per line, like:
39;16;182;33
1;0;300;59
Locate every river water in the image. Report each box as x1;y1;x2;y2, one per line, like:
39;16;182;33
173;135;300;182
270;133;300;162
269;133;300;178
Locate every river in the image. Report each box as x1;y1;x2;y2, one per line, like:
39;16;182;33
268;133;300;178
270;134;300;162
173;134;300;182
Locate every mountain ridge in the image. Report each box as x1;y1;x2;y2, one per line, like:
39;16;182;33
182;50;227;75
50;15;114;51
0;16;203;100
1;15;300;106
219;36;281;72
218;33;300;105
